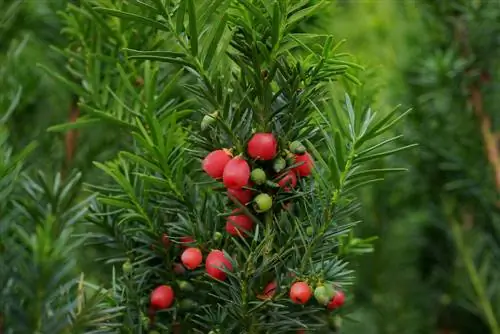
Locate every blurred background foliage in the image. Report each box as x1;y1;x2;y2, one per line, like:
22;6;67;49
1;0;499;333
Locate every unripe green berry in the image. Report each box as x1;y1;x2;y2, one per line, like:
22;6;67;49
178;280;195;292
289;141;306;154
306;226;314;236
254;193;273;212
273;157;286;173
122;260;133;273
285;151;295;166
179;299;198;310
324;284;335;300
251;168;267;185
201;111;218;131
314;285;330;306
213;231;223;241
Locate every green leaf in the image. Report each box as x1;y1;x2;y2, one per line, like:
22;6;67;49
79;104;137;131
123;49;186;59
354;144;418;164
349;168;408;180
204;14;228;69
127;55;193;68
187;0;198;56
287;0;327;29
176;0;186;34
93;8;169;31
47;117;101;132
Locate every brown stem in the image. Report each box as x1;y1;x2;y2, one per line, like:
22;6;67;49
63;95;80;177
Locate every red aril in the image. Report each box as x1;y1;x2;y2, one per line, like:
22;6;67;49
278;170;297;191
202;149;232;179
223;157;250;189
181;247;203;270
225;210;253;237
150;285;175;309
227;187;253;205
289;281;312;304
294;152;314;177
257;280;277;300
247;133;278;160
327;290;346;310
206;250;233;280
179;236;195;249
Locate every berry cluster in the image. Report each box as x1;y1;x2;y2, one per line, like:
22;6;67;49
202;132;314;237
145;133;345;326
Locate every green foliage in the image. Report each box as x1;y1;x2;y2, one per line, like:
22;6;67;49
42;0;412;332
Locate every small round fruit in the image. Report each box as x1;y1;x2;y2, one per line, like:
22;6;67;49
327;290;346;310
251;168;267;185
179;236;195;249
278;170;297;191
228;187;253;205
173;263;186;275
181;247;203;270
257;280;277;300
226;210;253;237
314;285;330;305
206;250;233;280
273;157;287;173
290;281;312;304
289;141;306;154
201;111;218;131
294;152;314;177
223;157;250;189
306;226;314;236
202;149;232;179
179;298;198;311
247;133;278;160
178;280;194;292
122;260;133;273
213;231;223;241
150;285;175;309
254;193;273;212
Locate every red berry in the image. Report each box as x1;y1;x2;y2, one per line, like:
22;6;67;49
257;280;277;300
150;285;175;309
223;157;250;189
173;263;186;275
247;133;278;160
206;250;233;280
202;149;232;179
180;236;195;249
294;152;314;177
278;170;297;191
161;233;170;247
181;247;203;270
289;281;312;304
327;290;345;310
227;187;253;205
225;210;253;237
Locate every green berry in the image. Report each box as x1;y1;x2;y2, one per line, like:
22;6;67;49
285;151;295;166
273;157;287;173
289;141;307;154
254;193;273;212
324;284;335;300
122;260;132;273
306;226;314;236
251;168;267;185
213;231;223;241
178;280;194;292
201;111;218;131
314;285;330;306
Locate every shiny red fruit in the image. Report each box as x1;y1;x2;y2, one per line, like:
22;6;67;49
257;280;277;300
225;210;253;237
294;152;314;177
247;133;278;160
206;250;233;280
223;157;250;189
278;170;297;191
181;247;203;270
289;281;312;304
202;149;232;179
227;187;253;205
180;236;195;249
150;285;175;309
327;290;345;310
